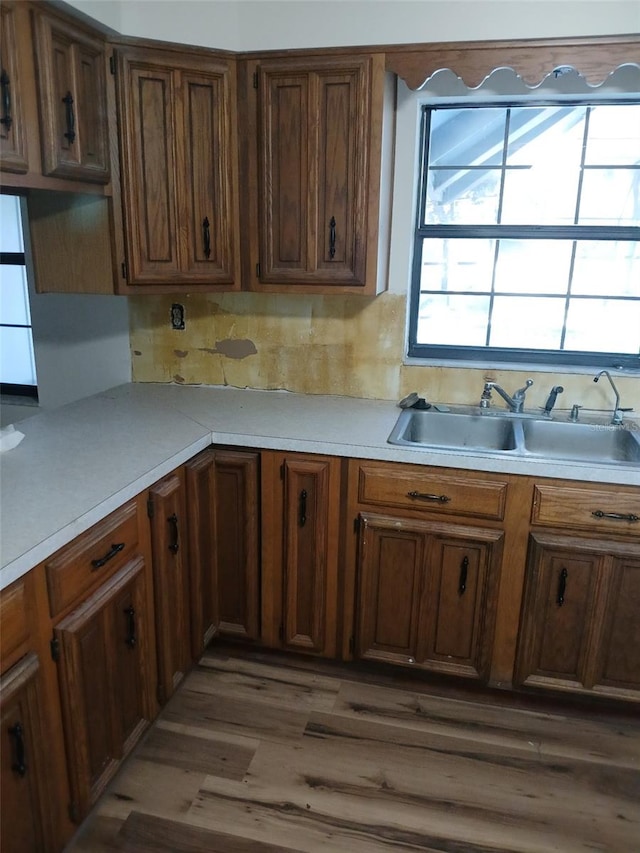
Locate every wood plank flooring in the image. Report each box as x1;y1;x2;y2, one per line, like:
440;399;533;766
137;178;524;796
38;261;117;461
66;649;640;853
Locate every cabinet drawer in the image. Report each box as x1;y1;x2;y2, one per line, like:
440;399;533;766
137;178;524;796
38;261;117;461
356;463;508;521
46;501;139;617
0;577;29;673
532;484;640;536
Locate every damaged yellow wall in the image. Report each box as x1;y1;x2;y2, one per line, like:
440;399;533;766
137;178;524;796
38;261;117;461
129;291;639;413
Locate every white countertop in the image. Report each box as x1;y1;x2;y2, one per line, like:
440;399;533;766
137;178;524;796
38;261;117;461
2;382;639;590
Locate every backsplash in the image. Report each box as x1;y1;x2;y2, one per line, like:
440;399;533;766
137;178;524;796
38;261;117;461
129;292;639;415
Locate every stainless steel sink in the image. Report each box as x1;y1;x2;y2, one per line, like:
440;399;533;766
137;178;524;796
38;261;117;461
388;408;519;452
387;406;640;467
521;419;640;465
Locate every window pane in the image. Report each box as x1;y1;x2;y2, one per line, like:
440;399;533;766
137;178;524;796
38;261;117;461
578;168;640;226
565;299;640;353
0;195;25;253
506;106;587;166
494;240;572;293
420;239;495;292
0;265;31;325
425;168;501;224
572;241;640;296
585;104;640;165
428;108;506;167
489;296;565;349
501;166;580;224
416;294;489;346
0;326;37;385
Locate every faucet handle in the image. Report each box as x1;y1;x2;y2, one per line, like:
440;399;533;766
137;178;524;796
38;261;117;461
514;378;534;399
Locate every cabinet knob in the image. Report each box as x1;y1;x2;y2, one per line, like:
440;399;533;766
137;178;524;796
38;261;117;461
8;722;27;777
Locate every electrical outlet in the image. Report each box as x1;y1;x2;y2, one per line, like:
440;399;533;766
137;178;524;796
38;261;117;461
170;303;185;330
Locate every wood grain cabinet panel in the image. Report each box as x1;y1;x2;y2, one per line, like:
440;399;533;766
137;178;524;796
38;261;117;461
186;448;260;652
0;653;55;853
515;532;640;701
54;558;152;822
148;470;192;703
356;513;502;681
252;54;388;293
31;9;110;183
115;46;240;289
261;452;341;658
0;2;30;174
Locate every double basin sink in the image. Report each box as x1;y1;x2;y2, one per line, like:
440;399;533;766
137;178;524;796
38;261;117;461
387;406;640;468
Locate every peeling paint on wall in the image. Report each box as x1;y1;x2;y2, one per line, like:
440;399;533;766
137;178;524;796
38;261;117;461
129;292;640;411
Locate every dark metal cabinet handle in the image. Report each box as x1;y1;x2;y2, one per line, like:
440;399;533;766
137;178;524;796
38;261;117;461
203;217;211;258
299;489;307;527
91;542;125;569
124;605;137;648
557;567;568;606
168;513;179;554
62;91;76;143
329;216;336;259
458;556;469;596
0;69;12;133
8;722;26;777
592;510;639;523
407;491;451;504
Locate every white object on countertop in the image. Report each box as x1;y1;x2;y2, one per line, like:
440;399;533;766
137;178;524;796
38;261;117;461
0;424;25;452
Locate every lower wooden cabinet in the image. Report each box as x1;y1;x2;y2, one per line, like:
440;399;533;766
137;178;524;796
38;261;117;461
148;470;192;703
54;558;152;820
261;451;342;657
515;532;640;701
1;653;55;853
186;448;260;656
355;513;503;681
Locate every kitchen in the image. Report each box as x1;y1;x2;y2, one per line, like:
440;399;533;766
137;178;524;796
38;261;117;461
1;1;639;851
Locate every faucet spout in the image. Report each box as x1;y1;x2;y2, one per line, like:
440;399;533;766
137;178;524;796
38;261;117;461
482;379;533;413
593;370;632;425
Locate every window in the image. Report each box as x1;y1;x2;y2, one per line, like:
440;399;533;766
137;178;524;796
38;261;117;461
408;102;640;368
0;194;38;398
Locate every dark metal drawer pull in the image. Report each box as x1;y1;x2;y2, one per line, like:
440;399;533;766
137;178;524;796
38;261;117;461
458;556;469;596
124;605;137;648
557;567;568;606
592;510;639;522
329;216;336;259
91;542;125;569
203;216;211;258
168;513;179;554
0;69;12;133
407;491;451;503
8;722;26;777
62;91;76;143
299;489;307;527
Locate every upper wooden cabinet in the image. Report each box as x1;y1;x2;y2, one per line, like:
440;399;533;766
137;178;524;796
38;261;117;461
31;8;110;183
114;45;241;290
244;53;392;294
0;2;30;174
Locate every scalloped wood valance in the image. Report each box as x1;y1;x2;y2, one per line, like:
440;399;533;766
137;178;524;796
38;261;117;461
384;34;640;89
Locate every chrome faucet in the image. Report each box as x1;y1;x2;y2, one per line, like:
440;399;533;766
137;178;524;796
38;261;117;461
593;370;633;425
480;379;533;413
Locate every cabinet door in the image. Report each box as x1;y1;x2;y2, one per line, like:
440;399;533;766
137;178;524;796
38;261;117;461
32;10;110;182
515;534;602;692
593;555;640;695
149;471;192;703
54;559;150;821
257;57;370;287
418;529;502;680
1;654;54;853
0;3;29;173
213;450;260;640
282;456;340;655
181;67;238;283
117;51;180;283
356;514;427;665
186;449;260;652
